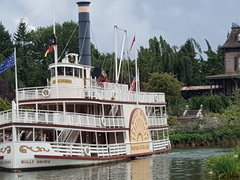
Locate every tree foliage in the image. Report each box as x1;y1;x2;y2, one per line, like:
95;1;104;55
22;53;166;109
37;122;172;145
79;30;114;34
188;95;231;113
0;97;11;111
144;72;183;105
138;36;224;86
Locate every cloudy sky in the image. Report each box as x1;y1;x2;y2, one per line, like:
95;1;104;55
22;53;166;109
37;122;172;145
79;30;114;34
1;0;240;58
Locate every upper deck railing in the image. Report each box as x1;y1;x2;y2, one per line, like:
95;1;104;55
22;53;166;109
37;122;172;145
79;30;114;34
0;109;168;128
17;82;166;104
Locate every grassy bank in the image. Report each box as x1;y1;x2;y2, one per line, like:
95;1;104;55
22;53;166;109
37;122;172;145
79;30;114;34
203;146;240;179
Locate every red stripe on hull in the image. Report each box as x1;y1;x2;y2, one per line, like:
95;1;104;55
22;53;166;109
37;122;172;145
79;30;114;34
0;122;128;131
0;156;4;159
35;149;171;160
19;98;166;106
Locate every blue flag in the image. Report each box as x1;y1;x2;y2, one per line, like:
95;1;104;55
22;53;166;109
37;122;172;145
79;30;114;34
0;53;15;74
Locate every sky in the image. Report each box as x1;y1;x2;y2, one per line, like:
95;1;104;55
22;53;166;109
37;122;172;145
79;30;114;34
1;0;240;59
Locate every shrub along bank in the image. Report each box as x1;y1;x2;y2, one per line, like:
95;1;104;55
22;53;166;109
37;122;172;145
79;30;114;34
170;89;240;148
170;129;240;148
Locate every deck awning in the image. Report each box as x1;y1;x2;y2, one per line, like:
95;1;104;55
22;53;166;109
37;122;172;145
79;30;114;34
206;73;240;80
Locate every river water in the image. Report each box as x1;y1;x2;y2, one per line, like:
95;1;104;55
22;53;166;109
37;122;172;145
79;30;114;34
0;147;231;180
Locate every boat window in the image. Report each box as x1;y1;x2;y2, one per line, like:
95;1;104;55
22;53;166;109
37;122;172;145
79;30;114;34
66;67;73;76
116;132;124;143
51;68;55;77
97;132;106;144
80;69;83;78
66;104;74;112
3;128;12;142
107;132;115;144
57;67;64;76
18;128;34;141
84;69;86;78
81;131;96;144
0;130;3;142
74;68;80;77
49;105;56;111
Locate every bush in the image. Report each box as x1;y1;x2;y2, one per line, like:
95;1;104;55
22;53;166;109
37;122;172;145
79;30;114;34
169;129;238;146
188;95;231;113
0;97;11;111
203;154;240;178
167;116;178;126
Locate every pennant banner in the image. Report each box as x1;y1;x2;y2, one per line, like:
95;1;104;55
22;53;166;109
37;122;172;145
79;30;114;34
128;36;136;55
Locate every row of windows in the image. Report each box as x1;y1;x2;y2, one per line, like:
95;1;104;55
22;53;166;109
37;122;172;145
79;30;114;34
51;67;83;78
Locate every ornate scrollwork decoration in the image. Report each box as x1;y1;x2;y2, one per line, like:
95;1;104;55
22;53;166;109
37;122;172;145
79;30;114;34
19;145;50;153
0;146;11;154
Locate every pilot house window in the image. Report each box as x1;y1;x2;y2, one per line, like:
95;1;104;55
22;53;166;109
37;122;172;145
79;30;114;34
66;67;73;76
51;68;55;77
74;68;80;77
57;67;64;75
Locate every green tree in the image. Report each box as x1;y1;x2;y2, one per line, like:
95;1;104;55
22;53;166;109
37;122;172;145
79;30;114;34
14;19;33;88
0;22;15;92
144;72;183;105
203;40;224;76
0;77;15;100
0;22;13;57
0;97;11;111
176;38;203;85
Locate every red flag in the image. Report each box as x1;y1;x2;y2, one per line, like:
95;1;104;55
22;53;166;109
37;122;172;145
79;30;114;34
44;45;54;57
128;36;136;54
129;77;136;91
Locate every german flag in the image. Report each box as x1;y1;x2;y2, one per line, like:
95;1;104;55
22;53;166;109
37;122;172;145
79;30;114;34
44;45;54;57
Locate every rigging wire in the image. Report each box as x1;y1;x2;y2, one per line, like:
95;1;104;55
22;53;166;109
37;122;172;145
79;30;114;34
90;23;98;51
58;24;78;61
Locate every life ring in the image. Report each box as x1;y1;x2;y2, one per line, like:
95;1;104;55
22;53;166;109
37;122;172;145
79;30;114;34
84;146;91;156
101;117;106;127
42;88;51;97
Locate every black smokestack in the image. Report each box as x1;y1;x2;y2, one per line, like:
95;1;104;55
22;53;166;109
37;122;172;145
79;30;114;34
77;1;91;66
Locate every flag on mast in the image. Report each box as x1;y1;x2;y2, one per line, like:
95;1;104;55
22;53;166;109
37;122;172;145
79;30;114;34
44;45;54;57
128;35;136;55
129;77;136;91
0;53;15;74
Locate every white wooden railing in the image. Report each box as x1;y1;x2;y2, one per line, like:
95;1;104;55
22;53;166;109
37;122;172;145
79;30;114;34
0;109;125;128
0;109;168;128
50;140;169;158
148;116;168;126
50;142;127;157
153;139;171;151
17;83;166;104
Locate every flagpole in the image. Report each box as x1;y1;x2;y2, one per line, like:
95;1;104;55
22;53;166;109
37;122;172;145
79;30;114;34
14;47;19;117
52;4;58;98
134;39;139;106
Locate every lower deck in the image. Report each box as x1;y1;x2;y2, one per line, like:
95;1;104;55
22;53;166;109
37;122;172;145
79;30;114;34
0;124;170;159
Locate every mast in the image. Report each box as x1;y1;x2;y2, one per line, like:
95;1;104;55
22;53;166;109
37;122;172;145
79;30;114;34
117;29;127;83
52;5;59;97
114;25;118;83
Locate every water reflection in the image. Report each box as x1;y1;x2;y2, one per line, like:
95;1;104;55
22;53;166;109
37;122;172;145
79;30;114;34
0;147;231;180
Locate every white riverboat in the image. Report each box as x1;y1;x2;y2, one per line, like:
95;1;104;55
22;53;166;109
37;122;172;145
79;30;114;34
0;1;171;171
